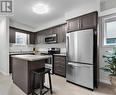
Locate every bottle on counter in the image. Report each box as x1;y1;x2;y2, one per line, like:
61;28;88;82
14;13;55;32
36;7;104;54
33;47;37;55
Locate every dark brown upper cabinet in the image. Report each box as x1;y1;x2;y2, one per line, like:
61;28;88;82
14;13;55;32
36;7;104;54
67;11;98;32
35;30;45;44
52;24;67;43
9;28;16;43
29;33;35;44
57;24;67;43
35;24;67;44
80;12;98;29
67;17;81;32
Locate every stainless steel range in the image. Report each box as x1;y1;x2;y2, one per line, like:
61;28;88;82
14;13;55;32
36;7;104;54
41;48;60;74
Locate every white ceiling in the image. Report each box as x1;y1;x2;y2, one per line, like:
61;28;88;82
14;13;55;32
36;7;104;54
10;0;97;31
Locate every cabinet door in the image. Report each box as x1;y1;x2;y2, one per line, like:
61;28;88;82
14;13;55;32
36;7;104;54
53;24;67;43
47;28;53;35
36;31;44;44
67;17;81;32
81;12;98;29
58;24;67;43
9;28;15;43
29;33;35;44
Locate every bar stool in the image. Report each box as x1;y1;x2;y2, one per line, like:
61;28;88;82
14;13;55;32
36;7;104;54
32;67;52;95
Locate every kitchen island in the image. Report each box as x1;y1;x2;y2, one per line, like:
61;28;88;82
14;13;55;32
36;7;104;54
12;55;51;95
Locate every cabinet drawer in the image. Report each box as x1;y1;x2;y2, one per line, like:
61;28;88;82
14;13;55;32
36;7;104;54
54;63;65;68
54;56;65;61
54;60;65;65
54;65;65;76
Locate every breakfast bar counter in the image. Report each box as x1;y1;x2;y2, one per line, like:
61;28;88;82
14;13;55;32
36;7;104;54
12;55;51;95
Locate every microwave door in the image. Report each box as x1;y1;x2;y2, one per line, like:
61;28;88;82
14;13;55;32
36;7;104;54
45;34;57;43
67;29;93;64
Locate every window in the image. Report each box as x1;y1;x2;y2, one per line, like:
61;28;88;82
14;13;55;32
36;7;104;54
15;32;29;45
103;15;116;45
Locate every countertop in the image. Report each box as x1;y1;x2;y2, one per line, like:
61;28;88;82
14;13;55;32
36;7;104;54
9;51;34;55
12;55;51;61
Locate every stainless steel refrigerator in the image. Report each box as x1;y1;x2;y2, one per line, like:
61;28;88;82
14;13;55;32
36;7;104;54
66;29;94;89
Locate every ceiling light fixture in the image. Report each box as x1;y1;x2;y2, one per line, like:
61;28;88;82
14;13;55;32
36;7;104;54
32;3;49;14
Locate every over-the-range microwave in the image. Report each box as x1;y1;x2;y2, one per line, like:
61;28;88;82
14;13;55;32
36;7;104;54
45;34;57;44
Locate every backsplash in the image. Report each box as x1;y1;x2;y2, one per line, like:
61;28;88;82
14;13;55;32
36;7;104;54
9;43;66;53
9;44;34;52
35;43;66;53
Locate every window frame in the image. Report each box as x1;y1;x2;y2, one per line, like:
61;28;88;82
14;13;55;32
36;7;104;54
15;32;29;45
102;14;116;46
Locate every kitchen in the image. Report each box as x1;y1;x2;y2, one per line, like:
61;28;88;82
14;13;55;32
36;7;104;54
0;0;116;95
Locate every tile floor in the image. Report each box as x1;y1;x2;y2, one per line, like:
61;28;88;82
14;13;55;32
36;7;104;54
0;73;116;95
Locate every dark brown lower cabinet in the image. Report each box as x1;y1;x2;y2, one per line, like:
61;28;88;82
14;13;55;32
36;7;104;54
53;55;66;77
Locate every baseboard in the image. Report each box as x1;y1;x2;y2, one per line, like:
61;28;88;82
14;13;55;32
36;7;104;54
99;82;113;89
100;79;110;85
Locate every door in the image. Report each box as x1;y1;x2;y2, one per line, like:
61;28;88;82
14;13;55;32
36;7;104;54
67;17;81;32
67;29;93;64
9;28;15;43
66;62;93;89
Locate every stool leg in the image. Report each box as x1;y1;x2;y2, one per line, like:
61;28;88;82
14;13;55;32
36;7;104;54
40;75;43;95
32;73;35;95
48;72;52;94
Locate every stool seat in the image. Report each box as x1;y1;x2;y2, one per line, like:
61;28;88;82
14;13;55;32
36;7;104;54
32;67;51;75
32;67;52;95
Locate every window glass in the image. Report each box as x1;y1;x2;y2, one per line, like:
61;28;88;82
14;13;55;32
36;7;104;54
104;18;116;45
15;32;29;45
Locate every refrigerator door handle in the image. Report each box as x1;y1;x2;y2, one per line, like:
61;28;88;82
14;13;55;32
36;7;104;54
68;62;92;68
66;36;69;59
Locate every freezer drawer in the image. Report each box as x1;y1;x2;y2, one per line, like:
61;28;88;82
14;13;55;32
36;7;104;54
66;62;93;89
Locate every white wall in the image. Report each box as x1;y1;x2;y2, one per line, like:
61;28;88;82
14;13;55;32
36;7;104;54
35;17;66;32
0;16;9;75
65;0;100;20
100;0;116;12
99;0;116;84
100;0;116;16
